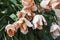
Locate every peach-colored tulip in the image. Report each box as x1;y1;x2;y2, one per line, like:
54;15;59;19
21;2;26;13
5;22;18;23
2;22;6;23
17;7;35;20
23;7;36;20
22;0;37;11
18;18;33;34
5;24;16;37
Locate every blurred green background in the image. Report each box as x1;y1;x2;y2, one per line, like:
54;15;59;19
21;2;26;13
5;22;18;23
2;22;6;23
0;0;57;40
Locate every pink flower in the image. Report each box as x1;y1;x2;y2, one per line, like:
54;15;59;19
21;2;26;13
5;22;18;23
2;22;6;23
18;18;33;34
17;7;35;20
5;24;16;37
22;0;37;11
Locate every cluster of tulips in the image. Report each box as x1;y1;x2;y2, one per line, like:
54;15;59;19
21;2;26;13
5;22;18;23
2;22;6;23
5;0;60;38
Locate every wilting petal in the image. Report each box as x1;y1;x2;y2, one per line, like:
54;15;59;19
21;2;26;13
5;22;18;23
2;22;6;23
5;24;16;37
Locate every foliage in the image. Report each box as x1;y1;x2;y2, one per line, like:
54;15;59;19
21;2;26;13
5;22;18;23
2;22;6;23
0;0;57;40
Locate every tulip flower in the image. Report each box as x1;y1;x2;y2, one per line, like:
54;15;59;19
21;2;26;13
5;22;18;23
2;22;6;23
18;18;33;34
32;15;47;30
50;23;60;39
22;0;37;11
5;24;16;37
17;7;35;20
